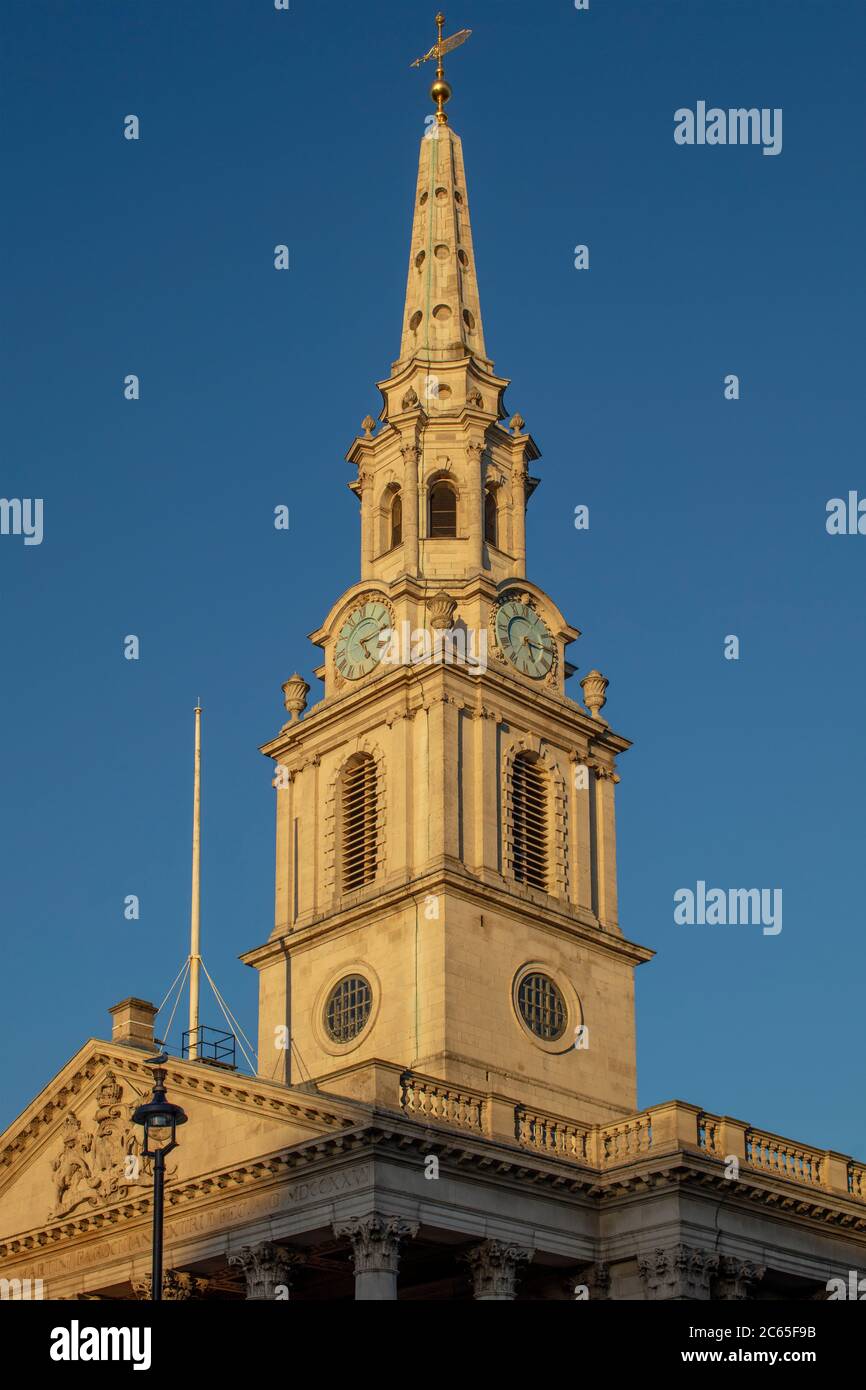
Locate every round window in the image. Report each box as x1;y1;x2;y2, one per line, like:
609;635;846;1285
516;972;567;1041
325;975;372;1043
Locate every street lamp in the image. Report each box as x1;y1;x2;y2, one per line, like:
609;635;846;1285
132;1053;188;1303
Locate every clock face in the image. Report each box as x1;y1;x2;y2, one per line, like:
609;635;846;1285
334;601;391;680
495;599;555;679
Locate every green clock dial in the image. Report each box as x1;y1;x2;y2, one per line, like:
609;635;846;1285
334;601;391;680
495;599;555;679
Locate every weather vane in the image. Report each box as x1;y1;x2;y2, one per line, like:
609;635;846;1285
410;12;472;126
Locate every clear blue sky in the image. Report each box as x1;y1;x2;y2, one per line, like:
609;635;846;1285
2;1;864;1156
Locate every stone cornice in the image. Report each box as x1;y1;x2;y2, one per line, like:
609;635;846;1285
241;863;654;969
260;656;629;766
596;1155;866;1236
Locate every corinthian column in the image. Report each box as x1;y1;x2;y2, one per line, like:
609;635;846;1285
401;444;420;574
510;451;527;578
464;1239;534;1300
466;439;484;571
359;470;374;579
228;1241;301;1300
333;1215;419;1300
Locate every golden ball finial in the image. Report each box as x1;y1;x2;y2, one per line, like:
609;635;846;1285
430;77;452;106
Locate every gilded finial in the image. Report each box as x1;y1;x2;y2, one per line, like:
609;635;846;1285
410;13;472;127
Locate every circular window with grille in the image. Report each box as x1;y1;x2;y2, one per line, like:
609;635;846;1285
324;975;372;1043
515;970;567;1042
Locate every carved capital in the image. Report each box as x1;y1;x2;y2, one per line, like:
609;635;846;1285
638;1246;719;1301
333;1216;418;1276
464;1239;534;1300
572;1262;611;1300
132;1270;210;1301
586;757;620;784
714;1257;766;1301
228;1241;301;1300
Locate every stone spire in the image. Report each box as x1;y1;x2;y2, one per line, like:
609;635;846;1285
395;122;490;373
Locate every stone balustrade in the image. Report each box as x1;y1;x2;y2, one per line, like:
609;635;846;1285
745;1129;824;1187
395;1077;864;1204
399;1071;484;1132
598;1114;655;1166
515;1107;592;1162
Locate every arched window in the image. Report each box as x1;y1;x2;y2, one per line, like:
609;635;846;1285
484;487;497;546
390;491;403;549
510;752;548;891
341;754;378;892
428;481;457;538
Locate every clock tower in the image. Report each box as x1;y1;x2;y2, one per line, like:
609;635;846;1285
242;89;653;1133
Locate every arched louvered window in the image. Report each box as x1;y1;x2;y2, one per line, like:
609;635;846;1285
510;752;549;891
341;754;378;892
390;491;402;549
429;481;457;537
484;487;497;546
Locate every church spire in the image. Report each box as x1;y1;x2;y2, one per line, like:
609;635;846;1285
398;16;488;371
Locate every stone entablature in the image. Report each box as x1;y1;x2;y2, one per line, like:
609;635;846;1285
2;1105;863;1301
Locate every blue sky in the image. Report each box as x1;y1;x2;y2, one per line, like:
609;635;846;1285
1;0;864;1156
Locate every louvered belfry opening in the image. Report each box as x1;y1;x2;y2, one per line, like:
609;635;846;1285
429;481;457;537
341;754;378;892
511;752;549;891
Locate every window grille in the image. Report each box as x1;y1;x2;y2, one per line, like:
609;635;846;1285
517;972;566;1041
325;975;372;1042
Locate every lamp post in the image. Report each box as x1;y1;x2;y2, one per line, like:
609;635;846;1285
132;1054;188;1303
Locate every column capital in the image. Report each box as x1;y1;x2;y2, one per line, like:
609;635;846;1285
572;1262;611;1300
333;1215;419;1276
638;1245;718;1301
464;1239;534;1300
228;1241;302;1300
715;1257;766;1301
132;1269;210;1300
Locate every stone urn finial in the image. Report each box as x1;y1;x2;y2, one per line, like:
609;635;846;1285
580;669;608;720
361;415;376;439
426;591;458;631
281;674;310;724
509;412;525;435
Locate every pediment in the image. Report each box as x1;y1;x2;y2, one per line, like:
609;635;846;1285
0;1040;360;1245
